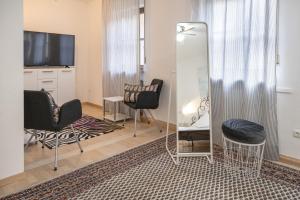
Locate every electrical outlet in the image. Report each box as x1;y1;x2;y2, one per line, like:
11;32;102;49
293;129;300;139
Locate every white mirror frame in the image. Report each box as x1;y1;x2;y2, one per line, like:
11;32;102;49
165;22;213;165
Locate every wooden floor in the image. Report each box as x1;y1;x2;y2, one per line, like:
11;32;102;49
0;104;168;198
0;104;299;198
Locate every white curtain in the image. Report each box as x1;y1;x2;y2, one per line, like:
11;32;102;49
191;0;279;160
102;0;140;100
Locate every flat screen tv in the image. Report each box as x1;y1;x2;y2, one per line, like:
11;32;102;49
24;31;75;67
24;31;47;66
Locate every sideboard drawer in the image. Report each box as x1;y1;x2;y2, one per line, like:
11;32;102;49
38;79;57;90
24;67;75;106
38;69;57;79
24;70;38;90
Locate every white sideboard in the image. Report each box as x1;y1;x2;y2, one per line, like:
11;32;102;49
24;67;76;106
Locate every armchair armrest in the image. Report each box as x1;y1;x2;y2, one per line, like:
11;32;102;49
57;99;82;129
135;91;159;109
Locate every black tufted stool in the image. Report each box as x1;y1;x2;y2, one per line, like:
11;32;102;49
222;119;266;178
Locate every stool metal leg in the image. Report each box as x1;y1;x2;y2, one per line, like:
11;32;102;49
223;136;265;178
257;144;265;176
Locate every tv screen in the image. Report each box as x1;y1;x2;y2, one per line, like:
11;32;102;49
24;31;75;67
24;31;47;66
47;33;75;66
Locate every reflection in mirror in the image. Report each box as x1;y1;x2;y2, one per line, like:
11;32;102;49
176;22;211;154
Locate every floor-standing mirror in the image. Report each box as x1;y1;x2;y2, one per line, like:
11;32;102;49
166;22;213;164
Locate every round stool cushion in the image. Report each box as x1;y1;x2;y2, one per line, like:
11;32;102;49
222;119;266;144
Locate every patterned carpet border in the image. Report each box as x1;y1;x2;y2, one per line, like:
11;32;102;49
2;134;300;200
2;135;174;200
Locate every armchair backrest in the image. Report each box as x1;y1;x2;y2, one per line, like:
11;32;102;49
24;90;56;131
151;79;163;97
150;79;163;108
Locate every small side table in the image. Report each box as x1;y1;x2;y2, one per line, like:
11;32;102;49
103;96;130;123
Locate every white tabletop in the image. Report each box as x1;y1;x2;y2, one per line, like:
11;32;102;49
103;96;124;102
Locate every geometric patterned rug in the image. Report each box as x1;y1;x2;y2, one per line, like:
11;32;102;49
25;115;123;149
2;135;300;200
73;155;300;200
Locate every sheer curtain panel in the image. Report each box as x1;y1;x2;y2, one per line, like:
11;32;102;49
102;0;140;100
191;0;279;160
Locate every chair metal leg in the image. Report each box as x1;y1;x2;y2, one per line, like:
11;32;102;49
71;124;83;153
133;110;138;137
34;129;38;144
142;110;151;124
42;131;46;149
54;132;59;171
146;110;162;132
25;129;38;149
25;134;34;149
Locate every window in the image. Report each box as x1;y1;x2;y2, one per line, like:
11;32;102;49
207;0;276;87
140;8;144;66
139;0;145;84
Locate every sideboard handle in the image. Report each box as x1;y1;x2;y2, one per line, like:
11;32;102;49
42;80;54;83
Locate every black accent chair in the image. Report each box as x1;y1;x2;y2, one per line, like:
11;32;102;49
24;90;83;171
124;79;163;137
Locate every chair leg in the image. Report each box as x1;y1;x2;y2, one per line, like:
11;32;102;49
146;110;162;132
25;134;34;149
133;109;138;137
54;132;59;171
142;110;151;124
34;130;38;144
71;124;83;153
25;129;37;149
42;131;46;149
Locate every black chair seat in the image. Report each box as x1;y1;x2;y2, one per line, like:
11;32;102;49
222;119;266;144
125;102;137;109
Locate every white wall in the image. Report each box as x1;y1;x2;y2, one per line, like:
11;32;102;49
0;0;24;180
24;0;89;102
87;0;103;106
23;0;103;105
145;0;192;124
278;0;300;159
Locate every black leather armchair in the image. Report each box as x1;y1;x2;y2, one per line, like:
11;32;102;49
124;79;163;137
24;90;83;170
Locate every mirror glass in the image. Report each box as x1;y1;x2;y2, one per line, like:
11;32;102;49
176;22;210;153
